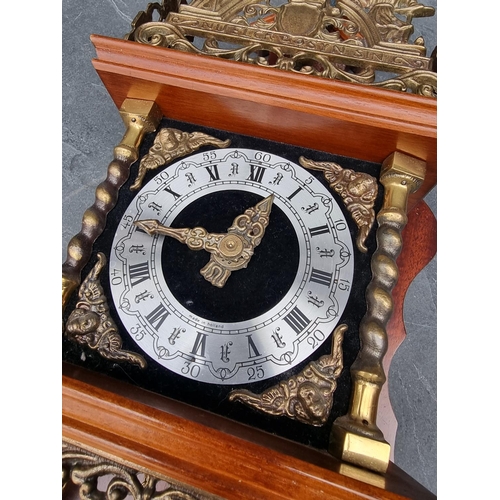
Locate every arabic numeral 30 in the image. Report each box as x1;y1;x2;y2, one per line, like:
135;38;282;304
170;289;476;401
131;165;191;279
181;361;200;378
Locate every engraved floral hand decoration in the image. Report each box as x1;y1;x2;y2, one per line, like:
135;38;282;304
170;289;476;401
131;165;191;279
135;195;274;288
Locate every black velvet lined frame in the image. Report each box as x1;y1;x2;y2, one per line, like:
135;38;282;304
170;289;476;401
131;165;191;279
62;118;383;450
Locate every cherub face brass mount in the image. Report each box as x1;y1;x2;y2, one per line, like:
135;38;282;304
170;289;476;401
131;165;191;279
126;0;436;96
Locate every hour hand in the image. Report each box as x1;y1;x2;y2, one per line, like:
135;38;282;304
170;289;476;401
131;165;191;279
134;195;274;288
134;220;221;252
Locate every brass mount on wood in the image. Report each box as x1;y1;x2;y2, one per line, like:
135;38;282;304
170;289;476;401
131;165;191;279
126;0;436;96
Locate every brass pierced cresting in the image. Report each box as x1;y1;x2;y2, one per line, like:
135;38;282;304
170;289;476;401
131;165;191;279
127;0;436;96
62;441;219;500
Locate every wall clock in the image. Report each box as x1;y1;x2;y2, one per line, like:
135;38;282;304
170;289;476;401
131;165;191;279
62;1;437;498
63;119;383;449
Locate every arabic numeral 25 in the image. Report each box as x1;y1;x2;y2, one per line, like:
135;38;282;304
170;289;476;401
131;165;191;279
247;365;264;381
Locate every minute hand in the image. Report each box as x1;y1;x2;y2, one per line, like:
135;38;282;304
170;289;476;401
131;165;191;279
134;194;274;288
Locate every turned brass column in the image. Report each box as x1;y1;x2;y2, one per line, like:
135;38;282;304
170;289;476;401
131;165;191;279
330;151;426;473
62;99;162;311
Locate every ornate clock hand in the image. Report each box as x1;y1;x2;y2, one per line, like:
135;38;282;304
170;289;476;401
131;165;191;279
134;195;274;288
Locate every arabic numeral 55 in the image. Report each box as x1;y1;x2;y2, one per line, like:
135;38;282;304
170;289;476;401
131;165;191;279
247;365;264;381
203;151;217;161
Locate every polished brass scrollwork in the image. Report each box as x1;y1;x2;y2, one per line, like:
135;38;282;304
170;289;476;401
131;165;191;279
229;323;346;426
128;0;436;95
65;253;147;368
62;441;216;499
300;157;378;253
62;99;162;312
330;151;426;473
131;127;231;190
135;195;274;288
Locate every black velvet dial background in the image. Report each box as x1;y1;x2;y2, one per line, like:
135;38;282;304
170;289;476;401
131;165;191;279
62;118;384;450
161;191;299;323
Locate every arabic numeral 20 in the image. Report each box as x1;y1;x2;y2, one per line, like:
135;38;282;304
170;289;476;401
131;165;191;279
247;365;264;381
307;330;325;349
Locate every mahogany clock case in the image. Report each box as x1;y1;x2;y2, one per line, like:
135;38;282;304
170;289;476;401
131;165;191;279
62;0;437;495
62;118;384;450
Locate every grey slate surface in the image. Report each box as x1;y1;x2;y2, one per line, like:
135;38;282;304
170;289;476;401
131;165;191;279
62;0;437;494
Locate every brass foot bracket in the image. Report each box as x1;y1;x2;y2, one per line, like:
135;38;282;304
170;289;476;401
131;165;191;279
330;151;426;473
62;99;162;312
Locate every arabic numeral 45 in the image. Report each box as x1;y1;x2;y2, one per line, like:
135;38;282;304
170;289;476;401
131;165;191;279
247;365;264;381
121;214;134;229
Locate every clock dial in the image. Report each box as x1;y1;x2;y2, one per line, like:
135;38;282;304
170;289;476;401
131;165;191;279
109;149;354;385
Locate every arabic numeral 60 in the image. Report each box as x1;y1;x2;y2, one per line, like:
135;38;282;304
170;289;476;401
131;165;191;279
254;151;270;162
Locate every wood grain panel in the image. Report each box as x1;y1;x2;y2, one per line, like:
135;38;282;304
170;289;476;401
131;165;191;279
90;35;436;209
63;364;436;500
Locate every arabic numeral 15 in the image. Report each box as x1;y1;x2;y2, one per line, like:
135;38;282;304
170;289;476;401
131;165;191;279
338;279;350;291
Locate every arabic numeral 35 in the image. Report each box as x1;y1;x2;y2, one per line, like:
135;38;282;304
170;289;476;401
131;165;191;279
130;324;146;341
247;365;264;381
